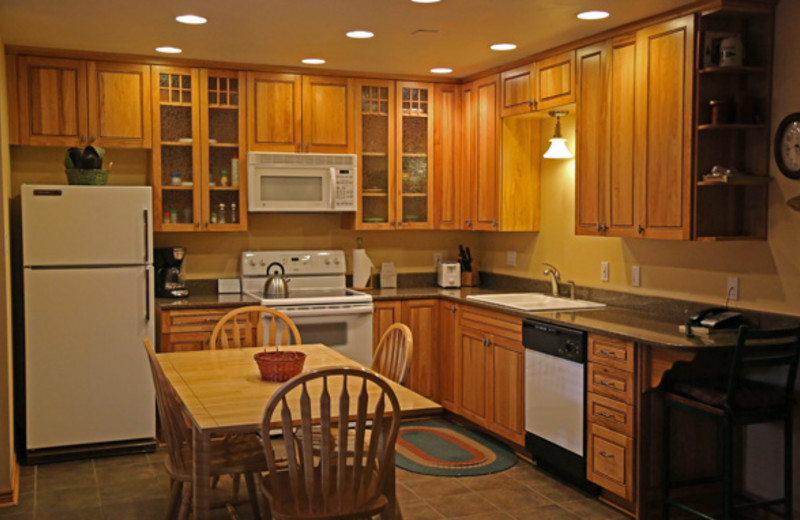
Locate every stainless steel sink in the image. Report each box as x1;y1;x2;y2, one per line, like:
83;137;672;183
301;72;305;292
466;293;606;312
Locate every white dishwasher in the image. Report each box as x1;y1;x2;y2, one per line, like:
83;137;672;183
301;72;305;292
523;318;599;493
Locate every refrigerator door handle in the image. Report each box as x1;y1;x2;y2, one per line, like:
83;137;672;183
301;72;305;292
144;268;151;322
143;209;149;263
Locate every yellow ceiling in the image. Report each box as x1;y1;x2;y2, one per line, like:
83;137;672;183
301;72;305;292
0;0;695;78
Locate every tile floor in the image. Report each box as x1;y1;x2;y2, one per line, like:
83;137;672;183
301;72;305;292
0;449;629;520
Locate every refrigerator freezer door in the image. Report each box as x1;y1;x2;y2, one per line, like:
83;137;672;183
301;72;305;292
24;266;155;450
21;185;152;266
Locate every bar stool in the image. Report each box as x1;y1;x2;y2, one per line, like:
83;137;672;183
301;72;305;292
661;324;800;520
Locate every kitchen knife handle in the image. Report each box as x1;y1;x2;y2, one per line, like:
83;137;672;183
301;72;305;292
143;209;149;263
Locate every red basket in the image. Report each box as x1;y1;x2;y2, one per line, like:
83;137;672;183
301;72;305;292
254;351;306;382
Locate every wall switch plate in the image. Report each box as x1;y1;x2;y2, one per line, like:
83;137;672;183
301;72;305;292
632;266;641;287
433;253;443;269
727;276;739;301
506;250;517;267
601;261;609;282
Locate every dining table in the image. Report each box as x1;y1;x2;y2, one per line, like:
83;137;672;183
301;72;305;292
156;343;443;520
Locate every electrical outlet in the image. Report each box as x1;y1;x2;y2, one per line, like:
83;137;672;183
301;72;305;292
632;266;641;287
506;250;517;267
601;261;609;282
727;276;739;301
433;253;443;269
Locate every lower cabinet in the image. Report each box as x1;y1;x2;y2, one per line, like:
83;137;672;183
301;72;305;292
372;299;438;401
438;300;459;412
157;306;251;353
457;304;525;445
586;334;637;502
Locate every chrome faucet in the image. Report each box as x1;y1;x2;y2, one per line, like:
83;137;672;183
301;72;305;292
542;263;561;296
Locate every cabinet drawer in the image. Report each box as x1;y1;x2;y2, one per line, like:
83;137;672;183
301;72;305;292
587;392;634;437
587;423;634;500
588;335;635;371
460;305;522;342
161;308;239;334
588;363;635;404
160;332;212;353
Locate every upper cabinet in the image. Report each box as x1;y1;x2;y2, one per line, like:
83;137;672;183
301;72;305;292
151;66;247;232
500;50;576;117
433;83;462;230
16;56;151;148
247;72;353;154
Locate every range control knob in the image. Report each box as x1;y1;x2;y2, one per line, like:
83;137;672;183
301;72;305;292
324;258;331;265
333;257;340;265
260;259;267;266
249;258;256;266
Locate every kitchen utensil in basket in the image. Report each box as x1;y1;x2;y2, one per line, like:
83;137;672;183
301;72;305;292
254;349;306;382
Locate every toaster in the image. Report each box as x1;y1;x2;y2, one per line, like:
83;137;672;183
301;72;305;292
437;261;461;288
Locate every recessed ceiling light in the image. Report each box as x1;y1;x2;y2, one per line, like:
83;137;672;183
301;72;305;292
490;43;517;51
155;46;182;54
302;58;326;65
175;14;207;25
411;0;441;3
577;10;610;20
346;30;374;39
430;67;453;74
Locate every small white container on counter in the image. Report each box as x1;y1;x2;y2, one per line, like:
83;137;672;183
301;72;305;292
380;262;397;288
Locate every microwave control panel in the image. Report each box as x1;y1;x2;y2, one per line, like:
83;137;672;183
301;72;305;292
335;169;356;211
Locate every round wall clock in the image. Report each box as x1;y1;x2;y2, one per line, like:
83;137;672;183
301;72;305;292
775;113;800;179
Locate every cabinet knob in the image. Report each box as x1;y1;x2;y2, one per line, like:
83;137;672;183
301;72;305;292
451;305;456;313
205;221;210;228
90;136;96;143
638;224;644;234
296;142;301;151
465;219;473;228
80;135;86;142
305;141;310;151
195;222;200;229
602;224;608;232
492;220;498;228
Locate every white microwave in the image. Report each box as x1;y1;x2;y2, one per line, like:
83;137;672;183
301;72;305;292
247;152;357;212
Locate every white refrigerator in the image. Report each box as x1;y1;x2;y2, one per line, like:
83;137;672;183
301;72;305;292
21;185;156;459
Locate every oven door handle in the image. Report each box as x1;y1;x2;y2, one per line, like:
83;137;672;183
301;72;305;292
279;306;374;318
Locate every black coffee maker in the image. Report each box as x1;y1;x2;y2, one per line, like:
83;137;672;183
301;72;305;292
154;247;189;298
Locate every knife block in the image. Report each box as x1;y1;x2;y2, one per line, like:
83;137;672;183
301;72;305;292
461;269;480;287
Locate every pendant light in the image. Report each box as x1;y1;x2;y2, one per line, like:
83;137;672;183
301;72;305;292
543;110;573;159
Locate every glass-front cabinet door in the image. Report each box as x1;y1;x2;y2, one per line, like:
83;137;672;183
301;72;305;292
152;66;200;231
397;81;434;229
201;69;247;231
355;80;396;230
152;67;247;232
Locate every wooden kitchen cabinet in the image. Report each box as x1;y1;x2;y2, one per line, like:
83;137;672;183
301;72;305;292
247;72;353;154
586;334;636;501
350;81;434;230
438;300;459;412
371;299;438;401
457;304;525;445
151;67;248;232
499;50;575;117
157;306;256;352
16;56;151;148
433;83;462;230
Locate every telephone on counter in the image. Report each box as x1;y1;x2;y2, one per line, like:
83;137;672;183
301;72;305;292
682;307;746;337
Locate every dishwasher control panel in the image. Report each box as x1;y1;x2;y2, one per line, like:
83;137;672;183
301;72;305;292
522;319;587;363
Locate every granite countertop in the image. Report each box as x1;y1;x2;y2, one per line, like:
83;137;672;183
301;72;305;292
156;292;259;310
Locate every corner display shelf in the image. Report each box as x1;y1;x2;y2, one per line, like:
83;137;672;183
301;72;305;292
692;1;775;241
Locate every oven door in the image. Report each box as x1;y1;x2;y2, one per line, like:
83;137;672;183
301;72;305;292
275;304;374;367
248;166;335;212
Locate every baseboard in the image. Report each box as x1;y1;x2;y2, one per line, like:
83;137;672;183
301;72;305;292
0;453;20;508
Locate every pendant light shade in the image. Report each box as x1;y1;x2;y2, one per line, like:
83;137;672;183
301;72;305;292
543;110;573;159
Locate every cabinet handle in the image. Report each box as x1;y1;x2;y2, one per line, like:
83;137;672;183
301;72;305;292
451;305;456;313
81;135;86;142
599;380;615;387
305;141;310;151
91;136;96;143
205;221;209;228
597;411;615;419
599;451;615;459
390;220;395;227
465;219;473;228
601;224;608;232
492;220;498;228
532;99;538;108
596;223;603;231
599;349;617;358
195;221;200;229
482;338;487;346
297;142;301;151
638;224;644;234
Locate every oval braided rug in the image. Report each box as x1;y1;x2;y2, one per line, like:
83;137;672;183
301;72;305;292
395;420;517;476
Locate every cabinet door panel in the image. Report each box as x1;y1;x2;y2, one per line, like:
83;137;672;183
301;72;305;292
635;16;693;239
489;337;525;444
303;76;353;153
434;84;461;229
575;44;606;236
403;300;437;400
536;51;575;111
248;72;301;152
438;301;458;412
500;64;534;117
19;56;87;146
474;76;499;231
460;83;475;230
607;37;638;236
373;301;401;351
459;327;488;425
88;61;151;148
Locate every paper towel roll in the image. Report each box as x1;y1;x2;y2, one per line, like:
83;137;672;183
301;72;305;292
352;249;374;288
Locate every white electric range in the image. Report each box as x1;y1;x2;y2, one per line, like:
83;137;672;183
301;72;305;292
241;250;374;366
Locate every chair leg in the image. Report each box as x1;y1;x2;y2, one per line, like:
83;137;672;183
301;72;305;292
785;413;793;520
721;416;734;520
661;400;672;520
177;482;193;520
231;473;241;501
244;472;261;519
166;479;183;520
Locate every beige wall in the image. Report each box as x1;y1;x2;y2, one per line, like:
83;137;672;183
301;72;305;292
0;32;16;492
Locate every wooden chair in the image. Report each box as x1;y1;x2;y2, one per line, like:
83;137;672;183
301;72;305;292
209;305;302;350
371;323;413;384
258;367;402;520
662;324;800;520
143;338;266;520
